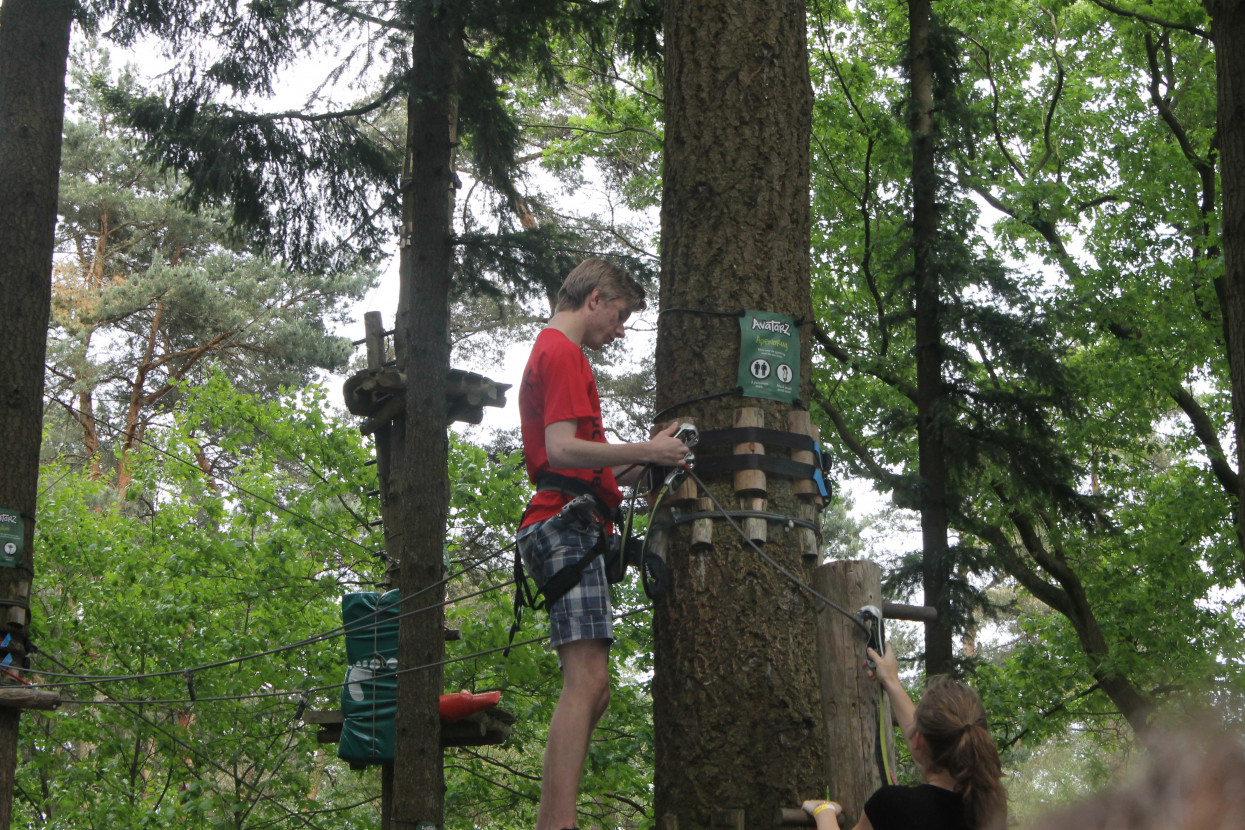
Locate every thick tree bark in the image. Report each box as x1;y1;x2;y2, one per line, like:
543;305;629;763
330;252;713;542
390;1;456;826
908;0;955;678
0;0;73;826
653;0;823;826
1206;1;1245;565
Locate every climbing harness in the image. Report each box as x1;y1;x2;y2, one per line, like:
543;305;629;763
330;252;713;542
506;424;698;653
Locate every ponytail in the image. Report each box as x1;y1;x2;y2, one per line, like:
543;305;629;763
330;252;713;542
915;677;1008;830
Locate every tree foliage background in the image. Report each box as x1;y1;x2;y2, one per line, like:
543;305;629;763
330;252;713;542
8;0;1245;826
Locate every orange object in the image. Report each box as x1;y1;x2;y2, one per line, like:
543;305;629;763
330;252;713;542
439;690;501;723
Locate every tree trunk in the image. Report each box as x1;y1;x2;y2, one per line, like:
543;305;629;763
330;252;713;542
908;0;955;678
813;562;889;828
389;1;457;826
653;0;822;826
1206;0;1245;565
0;0;73;826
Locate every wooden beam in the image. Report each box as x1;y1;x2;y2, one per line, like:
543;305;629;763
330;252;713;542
813;561;890;830
306;706;515;751
882;601;937;622
0;688;60;711
775;807;814;826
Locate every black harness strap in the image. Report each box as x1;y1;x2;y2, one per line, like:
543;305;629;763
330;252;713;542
506;476;618;656
692;453;818;481
534;471;618;523
696;427;818;454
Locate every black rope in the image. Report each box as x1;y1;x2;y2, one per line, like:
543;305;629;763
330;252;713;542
653;388;743;423
22;552;519;691
657;307;745;318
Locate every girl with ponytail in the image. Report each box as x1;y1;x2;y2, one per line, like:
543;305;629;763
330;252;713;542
802;644;1007;830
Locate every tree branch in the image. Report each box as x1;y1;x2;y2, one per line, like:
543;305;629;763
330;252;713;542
811;322;917;401
228;76;408;126
1086;0;1209;39
518;121;662;143
1169;385;1240;496
1000;682;1103;750
307;0;414;32
1035;6;1066;175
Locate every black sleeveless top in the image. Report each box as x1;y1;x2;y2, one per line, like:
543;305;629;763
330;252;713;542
864;784;968;830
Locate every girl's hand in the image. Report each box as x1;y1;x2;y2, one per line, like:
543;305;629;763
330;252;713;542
866;643;901;688
802;799;842;818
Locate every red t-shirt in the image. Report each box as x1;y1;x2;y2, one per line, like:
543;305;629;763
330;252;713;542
519;328;622;528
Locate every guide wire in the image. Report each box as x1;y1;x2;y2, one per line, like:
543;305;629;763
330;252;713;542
47;602;651;708
23;568;519;691
59;402;378;554
31;652;336;830
685;468;872;640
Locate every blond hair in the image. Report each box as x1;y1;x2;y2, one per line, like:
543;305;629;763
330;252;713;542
916;677;1007;830
555;258;646;313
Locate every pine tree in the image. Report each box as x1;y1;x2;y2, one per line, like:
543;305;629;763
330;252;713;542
652;0;824;824
47;48;374;494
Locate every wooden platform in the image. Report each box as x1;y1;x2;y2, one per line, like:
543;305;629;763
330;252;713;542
306;706;516;769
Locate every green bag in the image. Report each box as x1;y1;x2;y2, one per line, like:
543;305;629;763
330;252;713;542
338;590;400;764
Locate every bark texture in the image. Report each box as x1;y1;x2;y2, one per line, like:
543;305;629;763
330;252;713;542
0;1;72;825
390;2;457;825
653;0;822;826
908;0;955;677
813;562;889;829
1206;0;1245;563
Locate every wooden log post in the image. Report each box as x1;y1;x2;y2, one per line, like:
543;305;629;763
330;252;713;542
733;408;767;543
362;312;398;588
0;688;59;711
690;497;714;552
788;411;822;560
812;561;891;830
796;502;819;563
775;806;815;826
364;311;388;371
788;410;815;499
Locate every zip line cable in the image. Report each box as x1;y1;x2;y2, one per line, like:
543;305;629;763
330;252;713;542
46;603;656;709
15;538;513;687
686;467;872;640
50;629;550;708
682;466;897;779
58;401;380;555
51;398;519;595
23;566;519;691
35;649;336;830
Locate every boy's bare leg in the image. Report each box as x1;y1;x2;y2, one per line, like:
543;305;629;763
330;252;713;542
536;638;611;830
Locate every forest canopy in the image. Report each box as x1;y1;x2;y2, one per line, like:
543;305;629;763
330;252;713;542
2;0;1243;827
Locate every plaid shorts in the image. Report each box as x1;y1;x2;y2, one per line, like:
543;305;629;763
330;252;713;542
517;514;614;649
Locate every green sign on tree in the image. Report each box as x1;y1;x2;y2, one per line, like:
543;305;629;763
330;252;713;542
0;509;23;569
738;310;799;403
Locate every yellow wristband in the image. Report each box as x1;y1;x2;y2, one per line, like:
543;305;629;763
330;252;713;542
813;803;834;817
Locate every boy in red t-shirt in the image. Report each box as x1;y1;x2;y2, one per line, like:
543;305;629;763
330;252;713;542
518;259;688;830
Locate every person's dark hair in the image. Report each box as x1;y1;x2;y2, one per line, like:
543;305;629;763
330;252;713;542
555;258;646;313
915;677;1007;830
